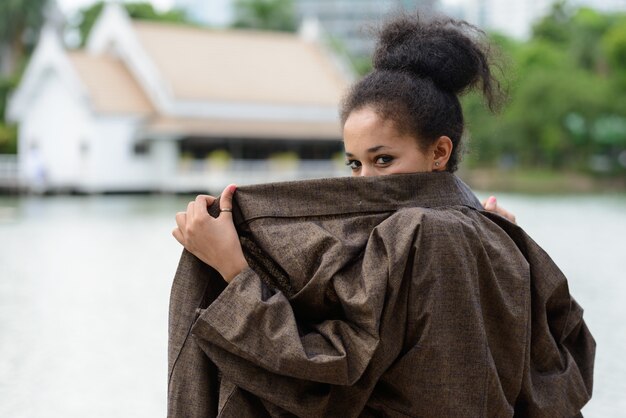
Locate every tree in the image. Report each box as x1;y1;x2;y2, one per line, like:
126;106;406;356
0;0;45;153
76;1;188;46
569;8;611;72
463;5;626;175
232;0;297;32
0;74;18;153
531;0;573;46
0;0;47;76
603;16;626;87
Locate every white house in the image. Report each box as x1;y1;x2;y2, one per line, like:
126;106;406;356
7;4;353;193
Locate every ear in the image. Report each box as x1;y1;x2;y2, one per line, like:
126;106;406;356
431;136;453;171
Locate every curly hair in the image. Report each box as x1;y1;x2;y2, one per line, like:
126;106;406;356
340;14;505;172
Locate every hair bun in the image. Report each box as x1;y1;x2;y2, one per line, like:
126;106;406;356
373;16;492;96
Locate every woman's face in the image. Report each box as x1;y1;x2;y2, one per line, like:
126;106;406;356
343;107;435;177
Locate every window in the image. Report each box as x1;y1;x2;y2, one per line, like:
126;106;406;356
133;140;150;156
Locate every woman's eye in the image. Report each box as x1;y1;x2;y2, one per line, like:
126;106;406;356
375;155;393;165
346;160;361;170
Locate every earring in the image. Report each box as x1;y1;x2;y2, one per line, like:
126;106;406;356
435;161;440;167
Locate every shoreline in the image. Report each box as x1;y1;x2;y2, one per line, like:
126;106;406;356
1;168;625;196
460;168;626;195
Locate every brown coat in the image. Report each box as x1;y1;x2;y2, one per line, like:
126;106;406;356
167;172;595;417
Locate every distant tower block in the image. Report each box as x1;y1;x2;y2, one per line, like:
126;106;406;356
175;0;235;27
295;0;440;58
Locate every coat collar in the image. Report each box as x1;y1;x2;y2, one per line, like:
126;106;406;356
220;172;482;225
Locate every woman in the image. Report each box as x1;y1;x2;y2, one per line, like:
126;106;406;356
169;15;594;418
173;15;514;284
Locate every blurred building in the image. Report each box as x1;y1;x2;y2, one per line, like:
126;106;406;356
295;0;439;57
441;0;552;39
570;0;626;13
7;3;352;193
444;0;626;39
175;0;439;57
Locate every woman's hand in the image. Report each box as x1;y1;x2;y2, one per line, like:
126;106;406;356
172;184;248;283
482;195;517;224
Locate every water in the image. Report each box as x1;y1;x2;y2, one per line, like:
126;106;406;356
0;192;624;417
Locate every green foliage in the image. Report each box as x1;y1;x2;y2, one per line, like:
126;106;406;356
0;75;18;120
0;74;18;153
351;56;374;77
77;1;189;46
463;5;626;175
603;19;626;86
515;39;571;73
531;1;573;45
0;0;47;76
124;2;187;21
0;0;47;46
232;0;297;32
76;2;104;46
206;149;232;168
0;122;17;154
325;35;372;76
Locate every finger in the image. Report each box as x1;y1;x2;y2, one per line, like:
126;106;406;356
484;196;497;211
219;184;237;215
172;227;184;245
175;211;186;231
501;209;517;224
196;194;216;204
186;200;195;222
194;194;215;218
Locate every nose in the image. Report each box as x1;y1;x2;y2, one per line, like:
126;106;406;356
360;165;373;177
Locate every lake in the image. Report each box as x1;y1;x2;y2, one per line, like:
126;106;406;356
0;191;624;417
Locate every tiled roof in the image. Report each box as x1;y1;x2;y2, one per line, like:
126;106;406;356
132;21;348;105
67;51;154;114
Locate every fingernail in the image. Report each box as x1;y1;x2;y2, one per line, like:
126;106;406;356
489;196;496;203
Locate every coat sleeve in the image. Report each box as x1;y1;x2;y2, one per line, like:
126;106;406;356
485;214;596;417
187;208;419;387
186;209;424;417
188;198;406;386
517;239;596;417
192;209;419;385
190;266;382;386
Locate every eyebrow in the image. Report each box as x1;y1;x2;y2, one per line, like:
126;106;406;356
345;145;390;157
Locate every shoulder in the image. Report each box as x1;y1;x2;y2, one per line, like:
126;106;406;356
392;206;528;268
390;206;484;240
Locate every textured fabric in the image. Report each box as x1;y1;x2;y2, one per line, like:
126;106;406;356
167;172;595;418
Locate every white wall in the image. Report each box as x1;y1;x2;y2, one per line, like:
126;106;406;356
17;69;160;193
18;70;92;190
150;138;179;193
87;116;157;192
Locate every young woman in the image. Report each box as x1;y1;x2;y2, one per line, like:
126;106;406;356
172;15;515;283
170;14;594;417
